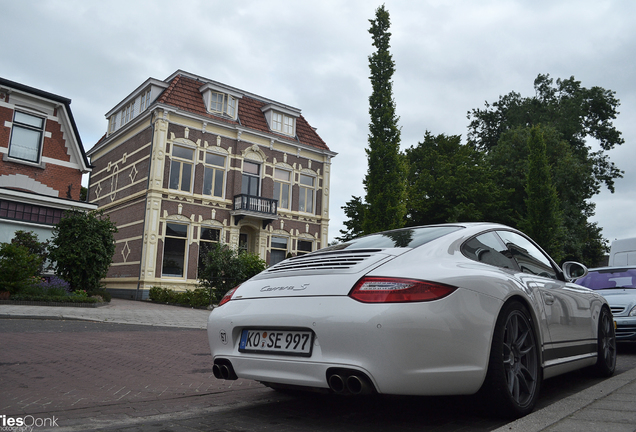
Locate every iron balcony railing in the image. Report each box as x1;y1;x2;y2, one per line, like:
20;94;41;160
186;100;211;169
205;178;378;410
233;194;278;216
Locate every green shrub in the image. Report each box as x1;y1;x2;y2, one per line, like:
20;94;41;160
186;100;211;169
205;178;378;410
149;286;212;308
198;243;266;302
10;293;102;303
0;243;42;294
48;209;117;292
46;287;68;297
11;230;49;274
19;283;47;297
87;288;111;302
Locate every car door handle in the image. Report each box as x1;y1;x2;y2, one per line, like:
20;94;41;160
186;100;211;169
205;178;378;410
544;293;555;305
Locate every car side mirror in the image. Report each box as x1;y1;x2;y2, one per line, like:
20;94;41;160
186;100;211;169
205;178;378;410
562;261;588;281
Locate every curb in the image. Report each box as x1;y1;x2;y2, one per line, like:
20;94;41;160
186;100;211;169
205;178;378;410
0;300;108;308
494;366;636;431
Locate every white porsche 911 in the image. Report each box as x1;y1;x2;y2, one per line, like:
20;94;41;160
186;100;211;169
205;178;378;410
207;223;616;418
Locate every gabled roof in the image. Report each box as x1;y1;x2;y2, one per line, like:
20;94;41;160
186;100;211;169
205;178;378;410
156;73;330;152
0;77;92;171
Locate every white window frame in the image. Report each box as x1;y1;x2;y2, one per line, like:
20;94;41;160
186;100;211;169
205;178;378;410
120;101;135;126
241;161;261;196
270;236;289;266
203;152;226;198
272;112;283;132
209;92;238;119
270;111;295;136
108;115;117;133
210;92;224;113
8;111;45;164
297;239;313;256
299;174;316;214
273;168;291;210
140;89;151;112
168;144;195;193
162;222;189;278
226;95;237;118
283;115;294;135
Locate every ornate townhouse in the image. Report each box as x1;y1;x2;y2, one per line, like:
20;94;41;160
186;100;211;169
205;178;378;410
86;70;336;299
0;77;95;247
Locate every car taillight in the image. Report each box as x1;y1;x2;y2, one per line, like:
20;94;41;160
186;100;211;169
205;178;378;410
348;277;456;303
218;286;240;306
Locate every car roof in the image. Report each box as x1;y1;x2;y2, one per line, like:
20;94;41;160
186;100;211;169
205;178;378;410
587;266;636;272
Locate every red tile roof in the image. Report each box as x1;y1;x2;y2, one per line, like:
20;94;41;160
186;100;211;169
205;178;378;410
157;74;330;151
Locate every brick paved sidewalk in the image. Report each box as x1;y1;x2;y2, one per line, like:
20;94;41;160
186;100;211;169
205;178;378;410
0;298;210;329
0;319;268;428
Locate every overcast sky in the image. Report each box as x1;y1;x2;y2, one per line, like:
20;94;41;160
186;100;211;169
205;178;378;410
3;0;635;247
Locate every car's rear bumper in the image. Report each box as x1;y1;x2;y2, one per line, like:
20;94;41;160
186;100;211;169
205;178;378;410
207;290;501;395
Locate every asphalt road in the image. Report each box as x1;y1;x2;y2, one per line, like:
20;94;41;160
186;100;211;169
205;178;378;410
1;319;635;432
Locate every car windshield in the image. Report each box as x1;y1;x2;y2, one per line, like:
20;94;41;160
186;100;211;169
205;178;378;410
576;268;636;290
323;226;463;251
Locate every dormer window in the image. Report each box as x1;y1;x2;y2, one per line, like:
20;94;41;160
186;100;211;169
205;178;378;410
200;83;242;120
261;104;299;137
208;91;237;118
108;116;117;133
210;92;223;112
271;111;295;136
140;89;151;112
120;101;135;126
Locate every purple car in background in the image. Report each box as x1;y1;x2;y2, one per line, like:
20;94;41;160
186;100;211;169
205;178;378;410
576;266;636;341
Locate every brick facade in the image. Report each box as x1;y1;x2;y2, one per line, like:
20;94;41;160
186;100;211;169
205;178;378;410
0;77;95;246
87;71;335;300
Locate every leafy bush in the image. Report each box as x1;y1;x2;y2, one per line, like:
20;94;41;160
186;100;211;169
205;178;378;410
11;230;49;274
48;209;117;292
10;293;103;303
0;243;42;294
198;243;266;302
87;288;111;302
18;282;46;297
149;286;212;308
46;286;69;297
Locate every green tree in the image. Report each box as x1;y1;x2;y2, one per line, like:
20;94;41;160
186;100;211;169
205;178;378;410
405;132;510;226
11;230;49;274
361;4;407;234
0;243;42;294
198;243;266;302
468;74;622;265
486;125;606;264
519;126;563;261
48;209;117;291
337;196;367;242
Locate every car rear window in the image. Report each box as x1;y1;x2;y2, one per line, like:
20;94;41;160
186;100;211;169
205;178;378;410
576;268;636;290
324;226;463;251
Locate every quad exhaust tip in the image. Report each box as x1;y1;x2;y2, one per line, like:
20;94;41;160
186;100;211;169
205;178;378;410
213;359;238;380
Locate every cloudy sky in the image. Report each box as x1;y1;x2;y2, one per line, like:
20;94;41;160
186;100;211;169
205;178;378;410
3;0;635;245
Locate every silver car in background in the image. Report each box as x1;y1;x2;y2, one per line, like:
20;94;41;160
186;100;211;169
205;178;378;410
576;266;636;341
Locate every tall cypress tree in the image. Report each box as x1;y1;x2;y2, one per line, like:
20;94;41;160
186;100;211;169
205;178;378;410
362;4;407;234
520;126;563;262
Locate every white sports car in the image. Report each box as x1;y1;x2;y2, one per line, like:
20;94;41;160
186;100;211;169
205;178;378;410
207;223;616;417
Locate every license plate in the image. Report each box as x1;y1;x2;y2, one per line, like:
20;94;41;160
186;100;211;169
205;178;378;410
239;329;314;357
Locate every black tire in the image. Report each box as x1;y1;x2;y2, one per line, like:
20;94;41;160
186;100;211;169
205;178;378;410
593;306;616;377
479;301;541;418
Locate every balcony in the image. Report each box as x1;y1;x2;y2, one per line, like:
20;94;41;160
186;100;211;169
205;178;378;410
231;194;278;228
